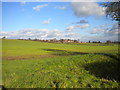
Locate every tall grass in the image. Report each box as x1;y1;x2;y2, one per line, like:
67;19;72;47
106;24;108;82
2;39;120;88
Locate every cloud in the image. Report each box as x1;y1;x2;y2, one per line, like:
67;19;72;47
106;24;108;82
66;26;76;32
79;24;90;29
60;0;97;2
1;23;118;42
42;18;51;24
1;25;119;42
64;33;79;37
91;28;105;34
72;20;88;24
91;23;119;35
0;29;75;40
33;4;48;11
20;1;26;5
66;24;90;32
78;20;88;24
80;22;119;42
55;6;66;10
81;34;119;42
100;24;109;28
0;28;81;40
71;2;105;17
108;23;120;35
0;29;47;39
36;0;44;1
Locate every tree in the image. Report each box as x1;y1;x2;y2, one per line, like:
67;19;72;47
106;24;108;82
98;41;101;43
60;39;64;43
28;38;31;40
103;1;120;22
106;40;111;44
74;40;78;43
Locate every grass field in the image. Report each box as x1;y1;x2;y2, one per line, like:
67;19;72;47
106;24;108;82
2;39;120;88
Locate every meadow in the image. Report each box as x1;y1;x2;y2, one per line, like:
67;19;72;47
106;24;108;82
2;39;120;88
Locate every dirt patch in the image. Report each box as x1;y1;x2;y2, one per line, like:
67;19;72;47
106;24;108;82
2;54;58;60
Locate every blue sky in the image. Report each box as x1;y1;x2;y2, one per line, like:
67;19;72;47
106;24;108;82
3;2;74;31
1;2;119;42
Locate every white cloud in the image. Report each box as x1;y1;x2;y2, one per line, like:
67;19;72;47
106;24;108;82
78;22;119;42
78;20;88;24
1;23;118;42
100;24;109;28
42;18;51;24
79;24;90;29
55;6;66;10
81;34;119;42
66;24;90;32
72;2;105;17
91;23;119;35
66;26;76;32
36;0;44;1
108;23;120;35
0;28;81;40
33;4;48;11
61;0;97;2
20;1;26;5
91;28;105;34
72;20;88;24
1;27;119;42
65;33;78;37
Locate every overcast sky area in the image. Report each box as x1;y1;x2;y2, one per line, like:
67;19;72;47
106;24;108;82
1;1;119;42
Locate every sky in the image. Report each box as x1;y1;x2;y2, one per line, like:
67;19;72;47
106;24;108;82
1;1;119;42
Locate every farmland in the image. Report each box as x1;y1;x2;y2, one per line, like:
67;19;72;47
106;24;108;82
2;39;120;88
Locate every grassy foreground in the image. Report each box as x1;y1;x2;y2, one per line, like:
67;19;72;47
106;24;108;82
2;39;120;88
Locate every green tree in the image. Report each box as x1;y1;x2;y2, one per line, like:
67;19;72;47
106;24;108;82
104;1;120;22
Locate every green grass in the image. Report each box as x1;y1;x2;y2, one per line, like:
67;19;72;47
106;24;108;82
2;39;120;88
2;39;119;57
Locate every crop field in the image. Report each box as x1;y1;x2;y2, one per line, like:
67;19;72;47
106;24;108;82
2;39;120;88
